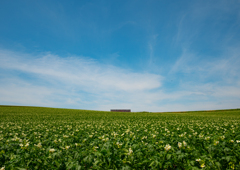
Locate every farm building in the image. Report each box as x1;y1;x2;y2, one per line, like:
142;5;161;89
110;109;131;112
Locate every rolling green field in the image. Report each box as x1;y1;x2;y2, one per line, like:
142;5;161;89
0;106;240;170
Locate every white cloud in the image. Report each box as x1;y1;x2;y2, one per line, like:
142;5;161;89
1;48;240;112
0;49;162;92
0;49;164;110
169;47;240;84
0;83;56;107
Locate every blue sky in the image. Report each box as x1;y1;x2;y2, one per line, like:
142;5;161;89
0;0;240;111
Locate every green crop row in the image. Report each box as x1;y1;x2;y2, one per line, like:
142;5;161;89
0;106;240;169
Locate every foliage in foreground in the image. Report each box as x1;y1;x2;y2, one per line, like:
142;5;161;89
0;106;240;170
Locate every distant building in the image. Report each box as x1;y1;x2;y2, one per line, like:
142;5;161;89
110;109;131;112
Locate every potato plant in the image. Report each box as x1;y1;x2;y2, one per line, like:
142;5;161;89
0;106;240;169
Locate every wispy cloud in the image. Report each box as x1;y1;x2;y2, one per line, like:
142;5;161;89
0;49;162;92
173;0;240;49
0;49;164;110
166;45;240;111
0;47;240;112
148;34;158;65
169;47;240;84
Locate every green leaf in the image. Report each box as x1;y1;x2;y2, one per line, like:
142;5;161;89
190;161;195;166
76;165;81;170
55;160;60;168
215;162;221;167
16;168;27;170
226;156;231;162
66;162;74;169
149;161;155;167
167;154;171;160
142;159;150;164
176;150;181;154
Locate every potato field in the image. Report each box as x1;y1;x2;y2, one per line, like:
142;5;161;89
0;106;240;170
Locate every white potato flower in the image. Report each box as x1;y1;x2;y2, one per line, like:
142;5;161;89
214;141;219;145
164;144;171;151
49;148;55;153
205;136;210;140
178;142;182;148
128;148;133;155
36;143;42;148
